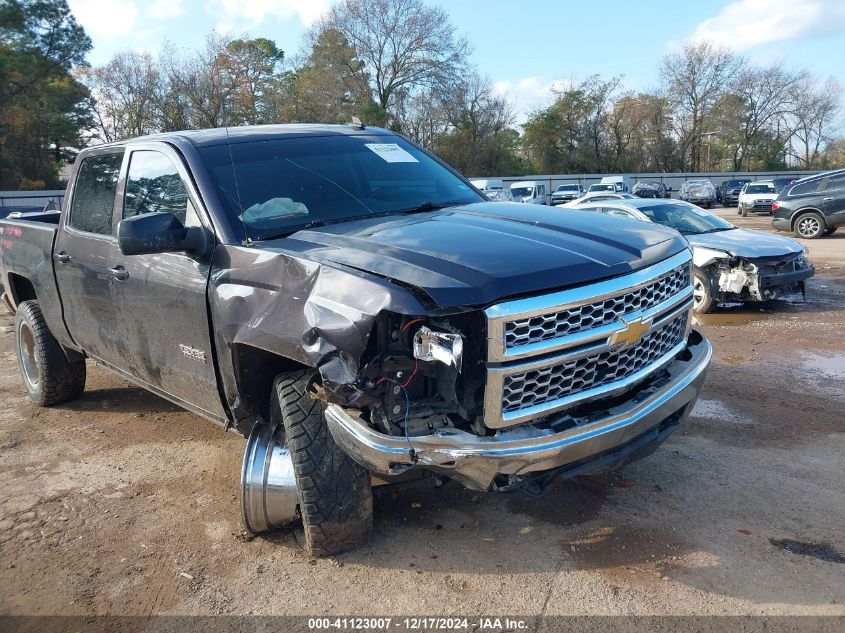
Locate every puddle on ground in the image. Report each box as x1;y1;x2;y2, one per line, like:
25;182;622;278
689;398;751;424
800;352;845;381
769;539;845;563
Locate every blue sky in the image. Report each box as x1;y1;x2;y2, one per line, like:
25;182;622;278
68;0;845;122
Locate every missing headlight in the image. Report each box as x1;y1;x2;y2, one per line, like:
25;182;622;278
413;326;463;372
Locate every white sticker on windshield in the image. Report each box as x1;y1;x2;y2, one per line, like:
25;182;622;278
365;143;418;163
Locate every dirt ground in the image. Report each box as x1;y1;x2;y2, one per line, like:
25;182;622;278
0;207;843;618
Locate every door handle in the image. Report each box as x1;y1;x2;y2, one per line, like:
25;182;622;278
55;252;71;264
109;266;129;281
823;197;834;201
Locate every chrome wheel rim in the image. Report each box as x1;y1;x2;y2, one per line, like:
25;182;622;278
797;216;820;237
18;321;40;391
693;278;706;309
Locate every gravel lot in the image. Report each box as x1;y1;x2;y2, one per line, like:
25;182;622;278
0;207;843;618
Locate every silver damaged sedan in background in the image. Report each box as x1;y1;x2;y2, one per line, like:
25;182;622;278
570;198;814;313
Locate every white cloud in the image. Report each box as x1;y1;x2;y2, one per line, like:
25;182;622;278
207;0;330;27
688;0;845;52
149;0;183;19
492;77;572;124
69;0;138;38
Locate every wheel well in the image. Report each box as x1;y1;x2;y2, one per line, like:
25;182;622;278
7;273;36;307
791;208;825;230
232;344;309;421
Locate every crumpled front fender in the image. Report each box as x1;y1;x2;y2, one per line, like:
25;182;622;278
208;244;426;426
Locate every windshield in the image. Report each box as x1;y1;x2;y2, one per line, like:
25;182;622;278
746;184;776;194
198;134;482;239
638;202;733;235
556;185;578;191
511;186;533;198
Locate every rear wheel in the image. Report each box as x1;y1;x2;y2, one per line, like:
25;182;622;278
273;371;372;557
692;271;716;314
14;300;86;406
794;212;825;239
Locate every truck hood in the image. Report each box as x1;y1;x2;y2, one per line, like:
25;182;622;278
265;202;687;308
687;227;803;259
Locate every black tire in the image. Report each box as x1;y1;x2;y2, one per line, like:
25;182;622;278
736;206;743;215
14;300;86;406
740;206;749;217
823;227;838;236
793;212;825;239
692;270;716;314
272;371;372;557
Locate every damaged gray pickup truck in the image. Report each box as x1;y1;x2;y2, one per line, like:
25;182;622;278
0;125;711;556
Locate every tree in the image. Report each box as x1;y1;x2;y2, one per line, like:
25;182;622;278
660;41;744;170
522;77;619;174
161;33;236;129
310;0;470;126
219;37;284;125
281;27;374;124
784;75;841;169
0;0;92;188
84;51;162;143
431;74;519;176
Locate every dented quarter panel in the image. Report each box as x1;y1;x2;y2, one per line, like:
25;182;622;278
208;243;427;421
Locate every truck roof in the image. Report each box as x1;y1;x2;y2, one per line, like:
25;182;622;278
87;124;396;150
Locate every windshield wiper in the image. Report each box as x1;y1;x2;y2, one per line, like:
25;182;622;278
392;200;468;214
700;227;734;234
250;200;470;241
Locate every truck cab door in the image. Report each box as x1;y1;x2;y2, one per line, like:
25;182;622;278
54;149;126;363
109;145;226;422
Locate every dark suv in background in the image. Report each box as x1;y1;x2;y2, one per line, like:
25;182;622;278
772;169;845;238
717;179;751;206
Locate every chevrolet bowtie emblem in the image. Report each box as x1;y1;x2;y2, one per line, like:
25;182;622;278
610;316;653;347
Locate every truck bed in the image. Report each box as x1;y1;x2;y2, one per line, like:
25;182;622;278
0;214;63;333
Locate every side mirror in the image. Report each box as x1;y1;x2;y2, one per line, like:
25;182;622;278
118;212;206;256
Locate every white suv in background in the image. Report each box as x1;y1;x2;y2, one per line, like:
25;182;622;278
738;181;778;217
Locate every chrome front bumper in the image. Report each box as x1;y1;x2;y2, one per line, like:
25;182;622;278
326;330;712;491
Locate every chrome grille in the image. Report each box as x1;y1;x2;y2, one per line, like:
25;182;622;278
501;313;687;413
483;251;694;428
504;264;689;350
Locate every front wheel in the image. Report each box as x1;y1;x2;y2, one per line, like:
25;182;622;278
823;227;838;236
14;300;86;406
740;206;749;217
794;212;825;239
273;371;373;556
693;271;716;314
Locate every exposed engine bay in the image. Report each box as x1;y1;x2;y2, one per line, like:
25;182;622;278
699;251;813;304
313;312;488;440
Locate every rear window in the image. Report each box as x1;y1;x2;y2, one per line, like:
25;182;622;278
68;152;124;235
789;179;822;196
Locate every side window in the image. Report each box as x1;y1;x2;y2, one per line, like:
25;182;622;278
68;152;123;235
789;179;822;196
124;150;198;226
822;175;845;193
